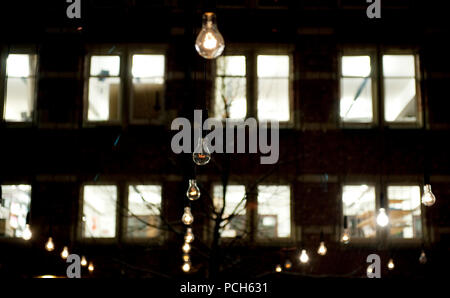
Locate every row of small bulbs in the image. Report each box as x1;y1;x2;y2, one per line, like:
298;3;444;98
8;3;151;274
22;229;94;274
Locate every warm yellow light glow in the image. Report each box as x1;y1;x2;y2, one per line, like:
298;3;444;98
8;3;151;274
195;12;225;59
36;275;58;279
422;184;436;206
88;262;94;272
182;262;191;272
387;258;395;270
181;207;194;225
81;256;87;267
23;224;32;241
185;227;195;243
45;237;54;251
376;208;389;227
317;241;327;256
275;264;282;272
299;249;309;264
182;254;190;262
284;259;292;269
182;242;191;253
61;246;69;259
341;229;350;244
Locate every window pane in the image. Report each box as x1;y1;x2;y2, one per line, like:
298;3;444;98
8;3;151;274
6;54;35;77
257;55;289;77
383;55;415;77
342;56;371;77
90;56;120;76
257;185;291;238
0;185;31;238
387;186;421;239
215;77;246;119
88;77;120;121
217;56;246;76
258;78;289;121
131;79;164;121
132;55;165;78
213;185;246;238
83;186;117;238
384;78;416;122
342;185;376;238
340;78;373;122
4;78;35;122
127;185;162;238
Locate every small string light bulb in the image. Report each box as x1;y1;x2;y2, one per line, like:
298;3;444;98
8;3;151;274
61;246;69;259
88;262;94;272
284;259;292;269
185;227;195;243
317;241;327;256
299;249;309;264
23;224;32;241
419;250;427;264
275;264;282;272
81;256;88;267
186;180;201;201
45;237;54;251
182;242;191;253
181;207;194;225
182;261;191;273
376;208;389;227
422;184;436;206
387;258;395;270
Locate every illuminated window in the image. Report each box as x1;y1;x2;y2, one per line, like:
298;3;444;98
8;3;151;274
340;56;373;123
82;185;117;238
87;55;121;121
3;54;37;122
213;185;247;238
130;54;165;123
383;55;418;122
257;185;291;238
0;185;31;238
342;185;376;238
126;185;162;238
214;55;247;119
387;185;422;239
257;55;290;121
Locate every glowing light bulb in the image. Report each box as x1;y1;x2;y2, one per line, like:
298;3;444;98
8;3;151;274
195;12;225;59
61;246;69;259
181;207;194;225
22;224;32;240
182;242;191;253
192;137;211;166
186;180;201;201
185;227;195;243
81;256;87;267
341;229;350;244
387;258;394;270
317;241;327;256
299;249;309;264
376;208;389;227
182;254;190;262
367;265;374;274
275;264;282;272
419;250;427;264
284;259;292;269
45;237;54;251
422;184;436;207
182;261;191;272
88;262;94;272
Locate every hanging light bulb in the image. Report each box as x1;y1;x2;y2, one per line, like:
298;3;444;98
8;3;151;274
185;227;195;243
421;184;436;206
275;264;282;272
22;224;32;240
61;246;69;259
186;180;201;201
195;12;225;59
317;241;327;256
45;237;54;251
284;259;292;270
182;242;191;253
387;258;395;270
419;250;427;264
181;207;194;225
192;137;211;166
376;208;389;227
299;249;309;264
88;262;94;272
367;265;374;275
81;256;88;267
182;261;191;273
341;229;350;244
182;253;190;262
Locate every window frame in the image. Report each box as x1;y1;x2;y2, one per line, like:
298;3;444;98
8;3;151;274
127;47;167;125
78;183;120;242
212;45;294;127
123;182;166;244
0;182;33;243
83;47;124;126
0;47;39;126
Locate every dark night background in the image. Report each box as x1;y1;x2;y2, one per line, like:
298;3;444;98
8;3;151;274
0;0;449;284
